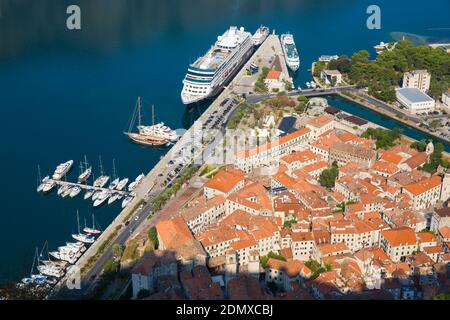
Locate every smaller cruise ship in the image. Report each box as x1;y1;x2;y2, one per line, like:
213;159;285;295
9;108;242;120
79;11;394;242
281;33;300;72
252;25;269;46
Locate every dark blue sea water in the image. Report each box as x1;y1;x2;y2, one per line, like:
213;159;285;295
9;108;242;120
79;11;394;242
0;0;449;283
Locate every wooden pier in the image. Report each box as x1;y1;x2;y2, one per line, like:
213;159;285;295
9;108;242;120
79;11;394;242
50;179;130;196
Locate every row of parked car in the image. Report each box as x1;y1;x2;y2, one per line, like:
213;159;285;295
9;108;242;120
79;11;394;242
202;97;238;129
418;110;447;117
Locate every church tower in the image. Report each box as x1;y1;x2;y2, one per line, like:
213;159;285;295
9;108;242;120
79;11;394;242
440;170;450;202
426;140;434;156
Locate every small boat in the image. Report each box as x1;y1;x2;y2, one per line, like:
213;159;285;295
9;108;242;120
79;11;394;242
52;160;74;180
93;190;111;207
374;41;391;54
92;190;101;201
84;188;95;200
57;184;70;196
93;156;109;188
60;254;78;264
41;260;69;269
116;178;129;191
109;178;119;190
306;81;311;88
69;186;82;198
83;214;102;235
252;25;270;46
128;173;145;192
61;186;73;198
42;179;56;193
21;274;47;285
72;233;95;244
36;166;46;192
93;176;109;188
66;242;86;253
310;81;317;89
107;193;120;205
77;155;92;183
37;265;64;278
21;248;48;285
49;251;62;260
37;177;49;193
122;195;134;208
72;211;96;244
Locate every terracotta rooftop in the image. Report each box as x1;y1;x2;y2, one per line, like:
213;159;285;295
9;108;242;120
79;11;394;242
204;168;245;193
156;216;195;249
403;175;441;196
402;152;428;170
306;114;334;128
235;127;311;158
381;227;417;247
265;69;281;80
266;258;312;278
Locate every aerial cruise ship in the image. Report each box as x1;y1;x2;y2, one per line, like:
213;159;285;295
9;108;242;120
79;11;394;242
181;26;254;104
281;33;300;72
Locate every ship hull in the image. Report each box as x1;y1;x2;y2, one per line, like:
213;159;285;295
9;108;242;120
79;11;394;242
125;132;168;146
181;42;254;105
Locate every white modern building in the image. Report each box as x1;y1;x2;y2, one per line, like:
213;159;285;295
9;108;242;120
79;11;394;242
396;88;435;115
402;70;431;92
320;69;342;85
442;90;450;107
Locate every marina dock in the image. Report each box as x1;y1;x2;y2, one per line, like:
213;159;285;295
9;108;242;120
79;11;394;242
52;30;292;298
49;179;130;196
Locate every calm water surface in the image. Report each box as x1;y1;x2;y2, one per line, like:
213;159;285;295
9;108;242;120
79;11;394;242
0;0;449;283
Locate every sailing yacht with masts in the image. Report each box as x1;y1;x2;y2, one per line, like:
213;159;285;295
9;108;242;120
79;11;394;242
108;159;120;190
83;213;102;235
78;155;92;183
93;156;109;189
72;211;96;244
124;97;178;146
21;247;48;285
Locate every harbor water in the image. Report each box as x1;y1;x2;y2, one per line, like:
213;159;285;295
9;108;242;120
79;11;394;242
0;0;449;283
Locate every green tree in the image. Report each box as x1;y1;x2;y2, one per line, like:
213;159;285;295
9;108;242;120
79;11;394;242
112;244;123;260
429;119;441;131
328;55;352;73
148;226;159;250
260;251;286;268
351;50;370;64
362;127;402;149
319;162;339;188
313;61;327;77
103;259;119;275
410;140;427;152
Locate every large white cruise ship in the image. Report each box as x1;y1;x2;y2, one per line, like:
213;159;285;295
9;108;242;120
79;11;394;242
181;26;254;104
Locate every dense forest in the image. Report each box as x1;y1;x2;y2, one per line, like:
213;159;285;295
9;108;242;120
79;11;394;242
326;40;450;102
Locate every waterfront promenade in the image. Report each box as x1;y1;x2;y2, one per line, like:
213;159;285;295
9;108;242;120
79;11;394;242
53;33;289;299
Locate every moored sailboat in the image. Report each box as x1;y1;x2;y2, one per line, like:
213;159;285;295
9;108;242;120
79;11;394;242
83;214;102;235
78;155;92;183
124;97;174;146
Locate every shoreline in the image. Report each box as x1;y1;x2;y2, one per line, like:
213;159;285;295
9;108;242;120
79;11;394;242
335;92;450;159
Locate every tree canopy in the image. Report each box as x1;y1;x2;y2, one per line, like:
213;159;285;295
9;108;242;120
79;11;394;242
361;127;402;149
337;40;450;101
319;161;339;188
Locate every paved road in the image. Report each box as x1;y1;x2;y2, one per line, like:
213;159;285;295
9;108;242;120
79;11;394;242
54;35;281;300
56;92;241;299
246;85;357;104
